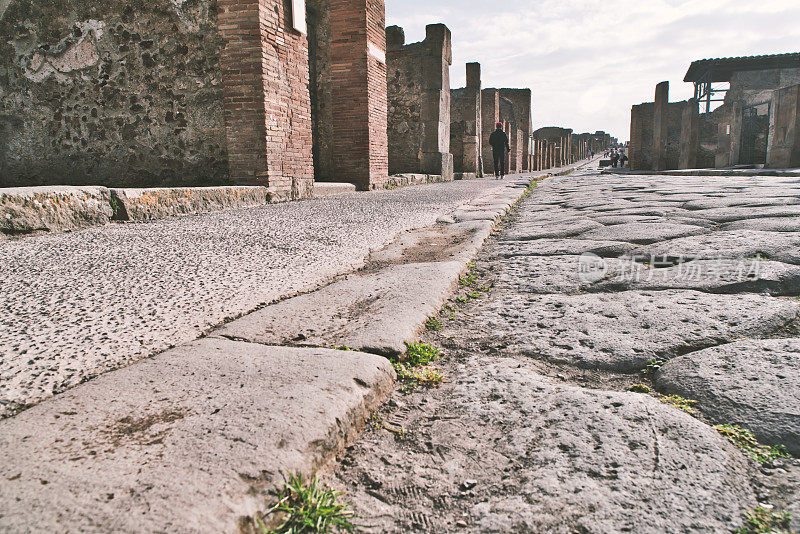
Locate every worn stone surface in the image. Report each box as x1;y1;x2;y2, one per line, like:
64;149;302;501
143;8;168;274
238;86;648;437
466;290;798;372
110;186;270;221
635;230;800;265
0;186;112;236
577;221;709;244
216;261;465;357
0;178;517;416
721;216;800;232
0;0;229;187
656;338;800;455
0;339;395;533
332;357;756;533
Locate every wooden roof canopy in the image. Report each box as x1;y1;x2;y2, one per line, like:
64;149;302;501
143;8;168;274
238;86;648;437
684;52;800;83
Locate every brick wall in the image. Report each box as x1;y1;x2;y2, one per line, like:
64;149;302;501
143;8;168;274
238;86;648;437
629;103;654;170
218;0;313;198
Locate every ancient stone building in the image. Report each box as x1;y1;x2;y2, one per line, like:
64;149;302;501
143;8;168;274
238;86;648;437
385;24;453;180
534;127;572;168
631;53;800;171
0;0;391;194
450;63;482;179
480;88;500;175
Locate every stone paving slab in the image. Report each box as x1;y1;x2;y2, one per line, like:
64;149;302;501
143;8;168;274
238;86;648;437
215;261;465;357
0;340;395;533
110;186;271;221
656;338;800;455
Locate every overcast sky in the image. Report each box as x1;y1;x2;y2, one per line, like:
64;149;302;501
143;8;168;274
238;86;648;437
386;0;800;142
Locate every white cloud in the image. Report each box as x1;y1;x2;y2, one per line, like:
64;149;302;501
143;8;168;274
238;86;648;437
386;0;800;141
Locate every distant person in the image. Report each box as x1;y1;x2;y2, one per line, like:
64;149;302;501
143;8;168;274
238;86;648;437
620;152;629;168
611;151;619;168
489;122;510;179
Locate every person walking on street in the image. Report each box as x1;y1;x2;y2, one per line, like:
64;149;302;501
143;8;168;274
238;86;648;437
489;122;510;179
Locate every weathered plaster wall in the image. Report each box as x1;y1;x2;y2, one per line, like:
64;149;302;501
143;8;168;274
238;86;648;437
0;0;228;187
726;68;800;107
480;88;499;175
664;101;685;170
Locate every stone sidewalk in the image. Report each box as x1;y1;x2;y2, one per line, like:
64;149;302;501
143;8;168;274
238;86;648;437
0;176;534;416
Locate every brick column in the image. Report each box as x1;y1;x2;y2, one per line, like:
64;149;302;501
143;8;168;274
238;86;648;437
217;0;314;198
328;0;388;190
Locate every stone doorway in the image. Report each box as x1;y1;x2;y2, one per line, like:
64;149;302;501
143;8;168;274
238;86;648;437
739;102;770;165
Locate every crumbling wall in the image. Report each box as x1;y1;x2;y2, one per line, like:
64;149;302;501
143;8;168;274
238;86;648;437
665;101;685;170
727;68;800;107
307;0;334;181
0;0;228;188
386;24;452;179
697;112;717;168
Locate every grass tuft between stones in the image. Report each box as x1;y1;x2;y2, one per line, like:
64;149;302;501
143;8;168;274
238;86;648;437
660;394;698;414
626;384;651;393
256;472;356;534
714;424;792;464
390;342;444;393
734;507;793;534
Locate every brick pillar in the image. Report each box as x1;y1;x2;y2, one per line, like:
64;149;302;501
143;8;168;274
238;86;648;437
327;0;388;190
217;0;314;198
653;81;669;171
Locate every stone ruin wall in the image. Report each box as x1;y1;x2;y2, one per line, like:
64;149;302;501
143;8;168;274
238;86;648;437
664;101;685;170
386;36;424;175
629;103;654;171
386;24;452;179
307;0;334;182
480;88;499;175
0;0;229;188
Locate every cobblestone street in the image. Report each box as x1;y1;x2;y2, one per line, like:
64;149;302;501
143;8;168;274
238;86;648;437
330;167;800;533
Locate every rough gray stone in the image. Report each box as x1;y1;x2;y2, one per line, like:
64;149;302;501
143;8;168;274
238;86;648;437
493;238;638;258
721;217;800;233
467;290;799;372
334;358;755;533
0;339;395;533
634;230;800;265
656;338;800;455
0;186;112;236
110;186;270;221
680;206;800;223
577;222;709;244
216;261;465;357
503;219;603;241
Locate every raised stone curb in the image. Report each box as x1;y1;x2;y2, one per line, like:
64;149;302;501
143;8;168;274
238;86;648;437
313;182;357;198
0;186;112;237
0;340;395;533
110;186;271;221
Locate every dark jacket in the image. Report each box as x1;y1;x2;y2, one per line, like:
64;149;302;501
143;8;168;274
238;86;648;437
489;129;510;154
